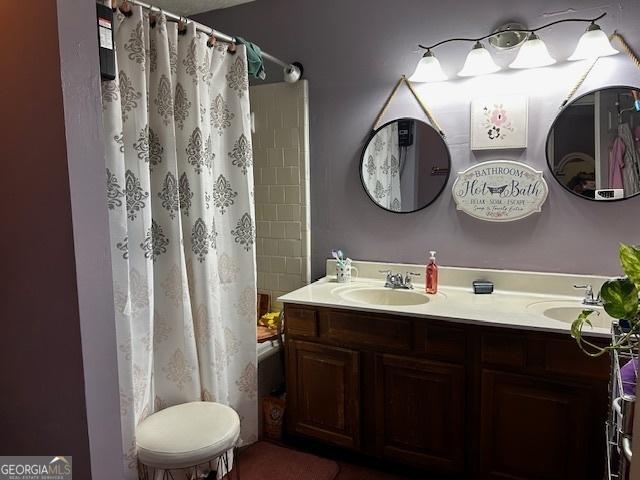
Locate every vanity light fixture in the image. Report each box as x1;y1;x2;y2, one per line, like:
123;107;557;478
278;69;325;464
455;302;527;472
509;33;556;69
458;42;501;77
412;12;616;82
568;22;619;60
409;50;447;82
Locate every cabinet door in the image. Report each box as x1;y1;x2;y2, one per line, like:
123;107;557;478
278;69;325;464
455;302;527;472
479;369;594;480
375;354;465;473
286;340;360;448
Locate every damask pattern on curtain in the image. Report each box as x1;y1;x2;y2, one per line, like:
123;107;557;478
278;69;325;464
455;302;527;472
363;124;401;211
101;7;257;477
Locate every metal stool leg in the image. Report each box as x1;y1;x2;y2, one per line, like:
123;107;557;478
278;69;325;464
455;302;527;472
234;447;240;480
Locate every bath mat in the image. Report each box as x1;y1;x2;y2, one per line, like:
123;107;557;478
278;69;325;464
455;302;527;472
236;441;339;480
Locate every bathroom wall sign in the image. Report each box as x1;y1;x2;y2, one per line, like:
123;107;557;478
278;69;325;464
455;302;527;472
452;160;548;222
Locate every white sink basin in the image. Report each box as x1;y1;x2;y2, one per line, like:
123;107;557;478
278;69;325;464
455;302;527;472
334;286;432;306
527;301;614;328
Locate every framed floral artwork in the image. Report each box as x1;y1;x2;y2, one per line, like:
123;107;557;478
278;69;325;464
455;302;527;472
470;95;528;150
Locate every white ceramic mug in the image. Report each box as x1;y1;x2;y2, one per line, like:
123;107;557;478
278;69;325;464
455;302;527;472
336;263;358;283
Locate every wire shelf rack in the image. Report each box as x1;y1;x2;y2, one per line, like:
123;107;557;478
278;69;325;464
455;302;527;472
607;322;638;479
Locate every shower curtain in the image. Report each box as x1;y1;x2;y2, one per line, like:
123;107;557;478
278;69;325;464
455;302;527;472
101;7;257;477
363;124;402;211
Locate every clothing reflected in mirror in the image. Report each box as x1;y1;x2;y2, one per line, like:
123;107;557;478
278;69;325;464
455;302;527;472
360;118;451;213
547;86;640;201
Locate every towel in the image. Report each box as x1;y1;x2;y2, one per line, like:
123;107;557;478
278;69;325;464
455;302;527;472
235;36;265;80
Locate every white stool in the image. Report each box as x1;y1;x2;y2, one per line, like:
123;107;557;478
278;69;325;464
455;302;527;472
136;401;240;480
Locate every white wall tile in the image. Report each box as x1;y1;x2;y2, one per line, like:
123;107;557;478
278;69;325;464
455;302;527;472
267;147;284;167
271;256;286;273
250;80;310;307
275;167;298;186
283;147;299;167
285;222;302;239
278;273;303;292
261;167;277;185
278;239;302;257
263;239;279;256
263;272;279;288
277;204;301;222
266;109;283;131
286;257;302;274
270;222;286;239
269;186;285;204
284;186;300;204
262;204;278;221
253;148;268;167
254;185;269;204
256;255;269;273
256;221;271;238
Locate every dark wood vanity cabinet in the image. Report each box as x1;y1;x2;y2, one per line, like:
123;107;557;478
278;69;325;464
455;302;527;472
374;354;465;473
476;331;609;480
283;304;609;479
479;369;594;480
286;340;360;448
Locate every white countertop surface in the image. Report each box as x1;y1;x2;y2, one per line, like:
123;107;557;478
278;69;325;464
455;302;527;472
278;260;614;338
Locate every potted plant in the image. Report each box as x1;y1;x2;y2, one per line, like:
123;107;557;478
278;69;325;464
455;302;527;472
572;244;640;356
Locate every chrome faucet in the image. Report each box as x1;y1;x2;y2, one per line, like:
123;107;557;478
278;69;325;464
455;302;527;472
380;270;421;289
574;284;602;306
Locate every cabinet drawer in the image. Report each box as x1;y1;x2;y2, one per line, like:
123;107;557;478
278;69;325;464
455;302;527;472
325;310;412;351
542;337;609;381
419;322;466;360
480;332;526;368
285;306;318;337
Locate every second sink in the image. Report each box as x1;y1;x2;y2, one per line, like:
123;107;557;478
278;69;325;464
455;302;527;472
527;301;614;328
334;286;431;306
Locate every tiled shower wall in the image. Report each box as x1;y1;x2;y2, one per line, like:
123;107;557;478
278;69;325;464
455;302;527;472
251;80;310;309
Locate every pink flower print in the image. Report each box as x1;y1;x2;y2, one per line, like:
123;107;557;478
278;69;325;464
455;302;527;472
490;107;507;126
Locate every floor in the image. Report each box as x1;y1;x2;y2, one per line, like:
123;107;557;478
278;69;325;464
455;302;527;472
237;441;411;480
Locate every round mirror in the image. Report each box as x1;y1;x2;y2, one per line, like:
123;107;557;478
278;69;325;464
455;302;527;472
360;118;451;213
546;85;640;201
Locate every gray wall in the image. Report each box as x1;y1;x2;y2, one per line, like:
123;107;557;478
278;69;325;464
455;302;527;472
197;0;640;280
0;1;123;478
0;1;91;475
57;0;124;478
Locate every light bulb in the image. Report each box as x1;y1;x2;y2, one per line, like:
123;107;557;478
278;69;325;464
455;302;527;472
409;50;447;83
509;33;556;69
458;41;500;77
568;23;618;60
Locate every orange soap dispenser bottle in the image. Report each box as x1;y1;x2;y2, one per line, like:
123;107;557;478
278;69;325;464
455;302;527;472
426;250;438;294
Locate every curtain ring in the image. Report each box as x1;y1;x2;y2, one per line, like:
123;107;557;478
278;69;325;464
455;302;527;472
227;42;237;54
119;0;132;16
207;34;217;48
178;16;187;33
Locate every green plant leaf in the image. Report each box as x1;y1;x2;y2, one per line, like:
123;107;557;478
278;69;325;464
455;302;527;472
601;277;639;319
571;309;594;340
620;244;640;289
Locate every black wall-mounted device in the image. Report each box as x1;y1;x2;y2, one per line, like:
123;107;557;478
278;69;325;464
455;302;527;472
398;119;414;147
97;3;116;80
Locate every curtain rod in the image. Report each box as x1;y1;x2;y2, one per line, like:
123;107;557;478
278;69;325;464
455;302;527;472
117;0;303;82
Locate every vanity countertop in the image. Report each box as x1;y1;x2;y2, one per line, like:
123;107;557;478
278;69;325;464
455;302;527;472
278;260;614;338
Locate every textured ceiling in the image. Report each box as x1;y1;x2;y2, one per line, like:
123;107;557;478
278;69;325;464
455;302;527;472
147;0;254;15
